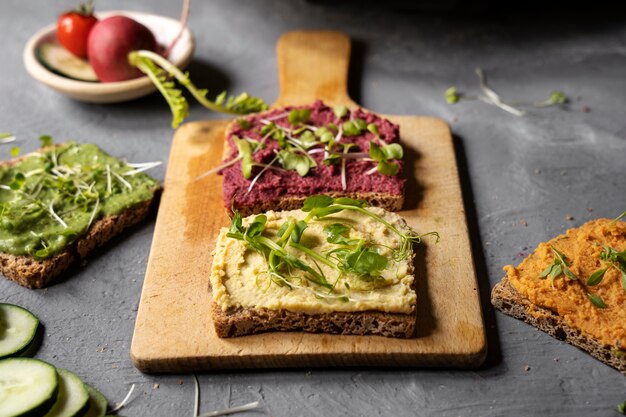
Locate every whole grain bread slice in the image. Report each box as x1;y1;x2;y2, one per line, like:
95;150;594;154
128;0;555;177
491;277;626;375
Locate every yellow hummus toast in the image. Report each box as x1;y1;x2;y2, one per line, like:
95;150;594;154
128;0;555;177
491;216;626;374
209;195;436;338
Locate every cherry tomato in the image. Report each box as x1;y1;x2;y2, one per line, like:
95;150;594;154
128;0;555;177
57;5;98;59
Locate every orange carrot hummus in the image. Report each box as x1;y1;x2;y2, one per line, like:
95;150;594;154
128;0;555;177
503;218;626;350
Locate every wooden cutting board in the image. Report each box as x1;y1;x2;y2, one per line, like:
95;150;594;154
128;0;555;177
130;31;486;372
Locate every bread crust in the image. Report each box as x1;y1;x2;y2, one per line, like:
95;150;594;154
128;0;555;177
212;303;415;338
491;277;626;375
0;146;160;289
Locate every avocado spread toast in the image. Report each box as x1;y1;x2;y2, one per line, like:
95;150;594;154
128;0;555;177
492;216;626;374
217;101;406;216
0;142;160;288
209;195;437;338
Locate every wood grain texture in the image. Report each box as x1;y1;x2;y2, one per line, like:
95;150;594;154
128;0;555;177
131;31;486;372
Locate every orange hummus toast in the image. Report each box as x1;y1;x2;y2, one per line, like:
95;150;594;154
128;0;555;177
491;217;626;374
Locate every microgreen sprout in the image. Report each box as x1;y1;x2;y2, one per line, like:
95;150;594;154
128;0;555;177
445;87;461;104
287;109;312;125
368;142;403;176
0;133;16;144
39;135;53;147
302;195;439;261
225;195;438;298
333;105;348;119
534;91;569;108
10;147;20;157
617;401;626;415
129;50;268;128
446;68;570;116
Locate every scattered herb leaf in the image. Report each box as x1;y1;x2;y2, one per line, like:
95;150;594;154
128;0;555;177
333;105;348;119
445;87;460;104
586;292;607;308
39;135;54;147
237;119;252;129
10;147;20;157
288;109;312;125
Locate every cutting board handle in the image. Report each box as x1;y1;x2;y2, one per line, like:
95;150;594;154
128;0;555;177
274;31;357;108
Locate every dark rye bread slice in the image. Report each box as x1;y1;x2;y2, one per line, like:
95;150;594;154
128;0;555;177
491;277;626;375
220;101;406;216
0;146;160;289
211;250;416;339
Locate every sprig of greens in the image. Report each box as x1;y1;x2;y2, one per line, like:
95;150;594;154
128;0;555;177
287;109;312;125
538;246;579;286
302;195;438;261
227;213;333;289
587;244;626;291
586;292;607;309
129;50;267;128
445;68;569;116
225;195;438;297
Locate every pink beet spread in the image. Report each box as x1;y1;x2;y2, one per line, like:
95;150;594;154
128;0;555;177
221;100;405;210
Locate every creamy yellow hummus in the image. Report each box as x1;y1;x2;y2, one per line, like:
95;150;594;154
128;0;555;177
210;208;416;314
504;218;626;349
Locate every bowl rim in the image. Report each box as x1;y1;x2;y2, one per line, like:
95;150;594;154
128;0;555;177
23;10;195;96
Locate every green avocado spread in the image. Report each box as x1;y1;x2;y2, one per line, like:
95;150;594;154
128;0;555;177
0;142;159;259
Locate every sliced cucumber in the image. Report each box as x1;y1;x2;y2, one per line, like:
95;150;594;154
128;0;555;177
44;368;90;417
0;303;39;359
0;358;59;417
37;42;99;82
83;384;108;417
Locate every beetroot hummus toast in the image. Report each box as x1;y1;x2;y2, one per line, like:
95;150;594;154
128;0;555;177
218;100;406;216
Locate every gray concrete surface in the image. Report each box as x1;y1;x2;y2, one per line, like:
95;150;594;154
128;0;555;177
1;1;626;416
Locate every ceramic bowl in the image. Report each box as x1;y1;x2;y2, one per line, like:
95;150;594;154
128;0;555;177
23;10;194;103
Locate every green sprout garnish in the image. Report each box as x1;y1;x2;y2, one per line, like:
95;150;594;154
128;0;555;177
287;109;312;125
225;195;439;295
538;246;579;286
445;87;460;104
587;244;626;292
129;50;268;128
368;142;403;176
342;119;367;137
617;400;626;414
333;105;348;119
39;135;54;147
586;292;607;309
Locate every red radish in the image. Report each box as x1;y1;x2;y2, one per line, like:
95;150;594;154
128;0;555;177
87;16;158;82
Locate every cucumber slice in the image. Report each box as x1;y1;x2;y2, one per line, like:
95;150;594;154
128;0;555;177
37;42;99;82
0;303;39;359
44;369;90;417
0;358;59;417
83;384;108;417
